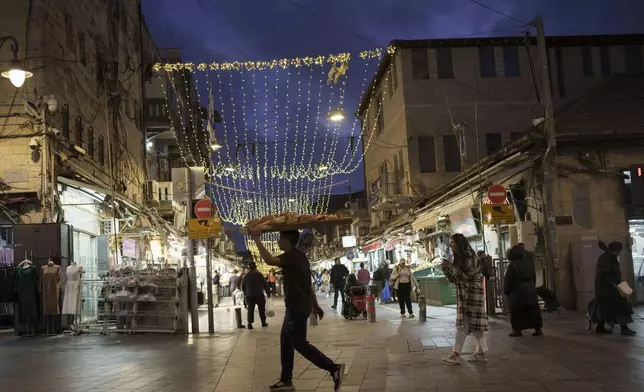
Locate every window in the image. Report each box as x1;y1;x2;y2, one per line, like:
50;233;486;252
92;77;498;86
78;32;87;66
418;136;436;173
503;46;520;77
98;135;105;166
555;48;566;98
443;135;461;172
436;48;454;79
65;15;74;53
75;117;83;147
600;47;611;77
486;133;503;155
479;46;496;78
510;132;524;141
62;104;70;139
87;126;94;158
376;92;384;135
624;46;644;74
411;49;429;79
581;46;593;77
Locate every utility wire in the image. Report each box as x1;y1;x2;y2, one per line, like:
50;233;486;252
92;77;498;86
280;0;381;47
465;0;527;25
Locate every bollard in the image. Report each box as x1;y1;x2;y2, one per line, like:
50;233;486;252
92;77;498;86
235;307;245;329
418;295;427;322
366;295;376;323
309;311;318;326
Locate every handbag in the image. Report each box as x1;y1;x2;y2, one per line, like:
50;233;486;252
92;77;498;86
380;281;392;302
266;297;276;317
617;281;633;297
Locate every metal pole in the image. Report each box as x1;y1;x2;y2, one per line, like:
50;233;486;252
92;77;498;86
205;237;214;333
533;16;559;293
496;223;508;313
186;168;199;333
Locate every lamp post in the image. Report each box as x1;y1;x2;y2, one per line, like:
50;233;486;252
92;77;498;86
0;36;33;88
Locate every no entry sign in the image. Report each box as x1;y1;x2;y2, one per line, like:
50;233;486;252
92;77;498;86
194;199;216;218
487;184;507;204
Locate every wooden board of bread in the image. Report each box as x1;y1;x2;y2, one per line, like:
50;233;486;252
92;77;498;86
243;213;352;233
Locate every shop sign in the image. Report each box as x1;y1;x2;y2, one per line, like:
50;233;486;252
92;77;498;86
187;217;222;240
362;240;382;253
122;239;136;258
384;239;399;251
482;204;516;225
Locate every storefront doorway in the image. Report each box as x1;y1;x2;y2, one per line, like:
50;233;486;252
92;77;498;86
628;219;644;302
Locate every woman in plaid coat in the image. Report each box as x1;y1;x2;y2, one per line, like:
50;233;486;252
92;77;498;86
441;233;489;365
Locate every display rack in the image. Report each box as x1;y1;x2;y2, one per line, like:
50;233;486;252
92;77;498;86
100;264;180;334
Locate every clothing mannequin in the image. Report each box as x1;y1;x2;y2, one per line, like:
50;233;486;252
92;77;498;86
62;263;83;316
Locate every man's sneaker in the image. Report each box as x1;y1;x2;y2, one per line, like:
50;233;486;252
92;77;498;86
442;352;461;366
247;324;253;330
331;363;345;391
262;323;269;328
269;380;295;391
465;353;488;363
408;314;415;318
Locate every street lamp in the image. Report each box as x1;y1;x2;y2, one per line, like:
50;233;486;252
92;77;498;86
0;36;33;88
328;109;345;123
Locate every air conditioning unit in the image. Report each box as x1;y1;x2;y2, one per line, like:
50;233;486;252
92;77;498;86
146;180;160;201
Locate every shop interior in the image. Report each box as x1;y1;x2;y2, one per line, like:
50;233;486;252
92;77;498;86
628;219;644;302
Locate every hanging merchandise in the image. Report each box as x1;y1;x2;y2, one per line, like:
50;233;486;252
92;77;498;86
62;263;83;315
15;258;39;332
41;261;61;316
157;46;397;226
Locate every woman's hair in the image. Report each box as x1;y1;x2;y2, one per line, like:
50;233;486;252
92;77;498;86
507;245;525;262
451;233;474;270
346;273;358;286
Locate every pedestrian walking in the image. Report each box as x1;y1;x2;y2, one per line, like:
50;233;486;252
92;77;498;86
251;228;344;392
241;261;269;329
503;245;543;337
595;241;636;336
330;258;349;310
229;270;241;305
441;233;488;365
321;269;330;296
357;262;371;286
390;259;418;318
267;269;278;297
213;270;221;307
372;262;386;302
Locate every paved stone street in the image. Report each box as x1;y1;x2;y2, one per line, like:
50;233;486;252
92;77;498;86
1;294;644;392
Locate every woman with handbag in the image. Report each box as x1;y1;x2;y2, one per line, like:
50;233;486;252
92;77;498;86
595;241;636;336
390;259;418;318
441;233;488;365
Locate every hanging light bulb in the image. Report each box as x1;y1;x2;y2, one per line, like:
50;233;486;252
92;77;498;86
245;199;253;204
288;198;296;203
1;59;33;88
318;163;329;172
146;140;154;149
223;164;237;173
211;139;223;151
328;109;345;123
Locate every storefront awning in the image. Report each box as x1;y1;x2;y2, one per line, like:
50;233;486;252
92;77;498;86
412;193;476;232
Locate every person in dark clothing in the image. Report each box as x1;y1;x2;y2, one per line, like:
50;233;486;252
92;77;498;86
595;241;636;336
330;258;349;310
241;262;269;329
213;270;221;307
251;228;344;392
503;245;543;337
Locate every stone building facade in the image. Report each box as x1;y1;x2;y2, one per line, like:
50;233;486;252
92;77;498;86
359;34;644;229
0;0;148;224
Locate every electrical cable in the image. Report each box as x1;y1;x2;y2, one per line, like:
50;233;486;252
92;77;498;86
465;0;527;25
280;0;381;47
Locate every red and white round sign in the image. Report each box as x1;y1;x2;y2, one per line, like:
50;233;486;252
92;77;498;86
194;199;216;218
487;184;507;204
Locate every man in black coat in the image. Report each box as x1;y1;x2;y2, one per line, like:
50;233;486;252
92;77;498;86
503;245;542;337
330;258;349;310
595;241;635;336
241;262;270;329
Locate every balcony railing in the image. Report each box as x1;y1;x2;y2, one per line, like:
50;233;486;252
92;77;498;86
369;172;414;210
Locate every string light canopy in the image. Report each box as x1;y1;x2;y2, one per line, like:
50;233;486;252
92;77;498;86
159;46;396;225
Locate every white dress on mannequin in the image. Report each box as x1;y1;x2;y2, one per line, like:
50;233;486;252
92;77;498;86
62;264;83;315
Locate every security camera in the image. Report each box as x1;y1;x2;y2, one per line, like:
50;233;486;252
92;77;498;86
29;137;40;150
49;127;61;136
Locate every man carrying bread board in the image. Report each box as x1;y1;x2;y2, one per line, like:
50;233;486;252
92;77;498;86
250;228;345;392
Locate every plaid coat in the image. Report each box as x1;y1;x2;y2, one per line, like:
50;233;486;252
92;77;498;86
442;253;488;332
